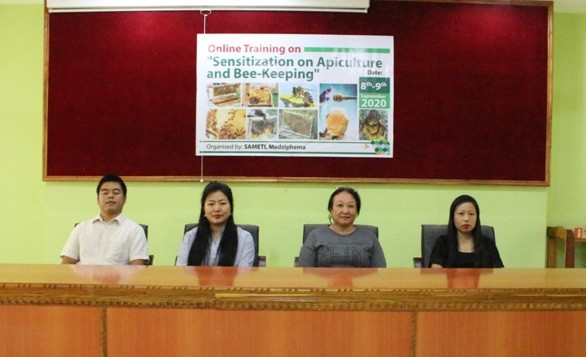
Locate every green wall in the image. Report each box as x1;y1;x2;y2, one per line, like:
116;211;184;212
549;12;586;266
3;4;582;268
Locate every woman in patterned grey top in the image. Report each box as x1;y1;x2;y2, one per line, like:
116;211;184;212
298;187;386;267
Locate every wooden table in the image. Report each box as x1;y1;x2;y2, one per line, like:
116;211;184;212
546;226;586;268
1;265;585;356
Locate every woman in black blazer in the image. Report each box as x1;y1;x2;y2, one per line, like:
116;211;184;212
429;195;504;268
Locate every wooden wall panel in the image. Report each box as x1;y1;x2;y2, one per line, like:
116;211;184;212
416;311;586;356
107;308;412;356
0;305;102;356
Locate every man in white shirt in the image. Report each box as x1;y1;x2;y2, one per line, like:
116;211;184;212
60;174;149;265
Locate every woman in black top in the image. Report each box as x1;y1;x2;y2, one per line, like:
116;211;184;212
429;195;504;268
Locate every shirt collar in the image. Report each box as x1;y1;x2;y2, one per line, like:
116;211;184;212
92;212;125;224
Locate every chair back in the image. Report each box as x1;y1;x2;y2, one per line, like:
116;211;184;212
302;224;379;244
421;224;495;268
139;224;149;239
184;223;260;267
138;224;154;265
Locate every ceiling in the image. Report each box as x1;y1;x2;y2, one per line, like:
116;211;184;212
1;0;585;13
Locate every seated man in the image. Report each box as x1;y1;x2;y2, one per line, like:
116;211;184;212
60;174;149;265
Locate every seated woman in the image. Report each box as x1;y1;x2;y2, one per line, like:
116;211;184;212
298;186;386;267
429;195;504;268
176;181;255;267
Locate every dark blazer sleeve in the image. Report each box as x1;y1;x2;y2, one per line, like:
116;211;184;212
428;235;448;268
485;236;504;268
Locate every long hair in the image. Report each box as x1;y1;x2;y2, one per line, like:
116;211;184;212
445;195;488;267
187;181;238;266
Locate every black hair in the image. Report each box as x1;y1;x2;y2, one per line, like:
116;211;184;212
444;194;488;267
327;186;361;214
96;174;127;196
187;181;238;266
